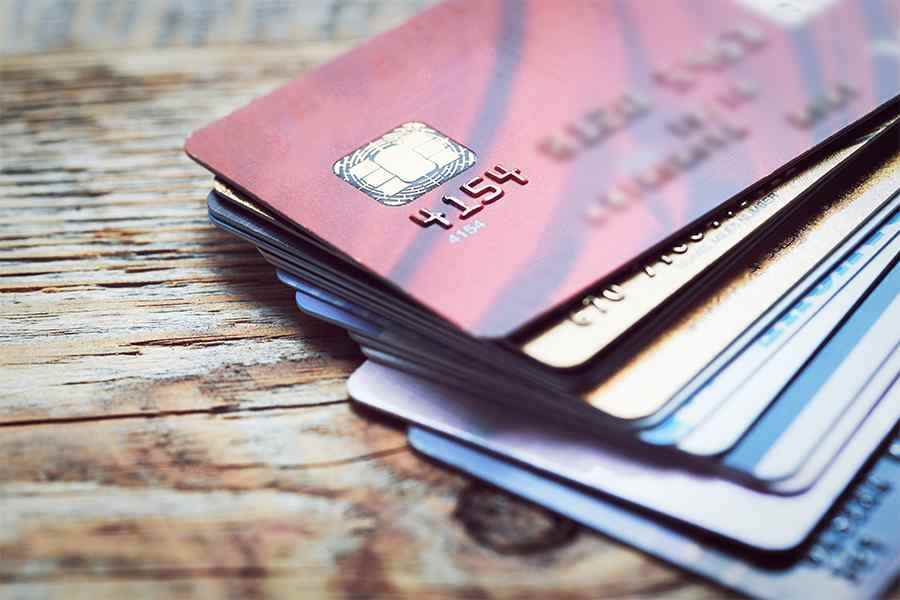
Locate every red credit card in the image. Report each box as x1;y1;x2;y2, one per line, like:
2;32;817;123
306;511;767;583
186;0;899;338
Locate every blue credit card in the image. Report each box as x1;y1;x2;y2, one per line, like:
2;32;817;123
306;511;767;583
725;256;900;473
641;197;900;448
657;205;900;453
409;425;900;600
275;270;384;337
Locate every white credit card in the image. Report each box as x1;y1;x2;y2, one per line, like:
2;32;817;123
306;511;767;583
678;210;900;457
348;359;900;550
768;346;900;494
752;299;900;481
719;254;900;478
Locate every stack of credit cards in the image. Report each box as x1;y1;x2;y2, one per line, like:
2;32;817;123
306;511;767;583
185;1;900;597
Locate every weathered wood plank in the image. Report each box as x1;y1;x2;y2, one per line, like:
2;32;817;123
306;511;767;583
0;46;363;423
0;419;703;599
0;401;716;597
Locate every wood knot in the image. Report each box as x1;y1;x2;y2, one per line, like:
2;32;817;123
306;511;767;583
454;483;578;555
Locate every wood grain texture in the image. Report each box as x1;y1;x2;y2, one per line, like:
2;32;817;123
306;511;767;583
0;4;825;598
1;0;437;55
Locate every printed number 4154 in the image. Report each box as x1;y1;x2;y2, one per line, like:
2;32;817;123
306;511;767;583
449;219;486;244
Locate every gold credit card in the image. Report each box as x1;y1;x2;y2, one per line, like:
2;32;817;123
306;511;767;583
521;139;868;369
583;148;900;420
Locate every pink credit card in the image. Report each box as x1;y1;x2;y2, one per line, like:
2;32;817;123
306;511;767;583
186;0;900;338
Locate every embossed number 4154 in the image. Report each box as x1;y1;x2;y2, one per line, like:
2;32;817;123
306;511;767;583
411;164;528;229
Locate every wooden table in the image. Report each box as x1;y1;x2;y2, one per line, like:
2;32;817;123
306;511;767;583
0;3;822;597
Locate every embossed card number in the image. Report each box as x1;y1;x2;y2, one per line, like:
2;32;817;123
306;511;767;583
411;164;528;231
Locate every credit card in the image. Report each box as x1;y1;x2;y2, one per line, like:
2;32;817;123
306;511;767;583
347;359;900;550
724;260;900;479
585;146;900;421
287;282;383;338
409;424;900;600
186;0;900;340
519;140;866;369
207;194;449;334
768;347;900;495
673;205;900;454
